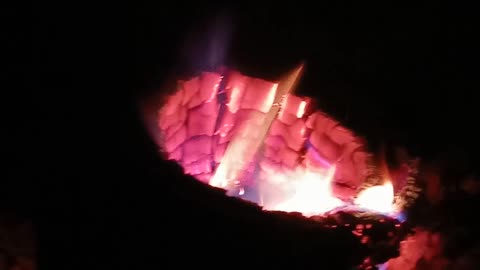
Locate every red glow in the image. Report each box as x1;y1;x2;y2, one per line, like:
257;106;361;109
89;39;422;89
155;67;400;217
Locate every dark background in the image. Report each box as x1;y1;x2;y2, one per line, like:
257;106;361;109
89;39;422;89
4;2;477;269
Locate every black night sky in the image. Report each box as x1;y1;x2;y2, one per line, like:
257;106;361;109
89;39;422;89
4;2;478;269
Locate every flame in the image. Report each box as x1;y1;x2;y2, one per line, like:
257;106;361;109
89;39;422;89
296;100;307;118
210;65;303;189
209;113;270;188
212;151;398;216
212;155;398;217
208;64;398;217
264;165;343;217
354;180;396;214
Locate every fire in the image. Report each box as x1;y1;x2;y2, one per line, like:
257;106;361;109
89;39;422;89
210;108;397;217
210;65;302;189
154;65;412;270
212;154;397;217
264;165;343;217
209;109;274;189
156;65;401;218
265;174;397;216
206;107;397;217
354;180;396;214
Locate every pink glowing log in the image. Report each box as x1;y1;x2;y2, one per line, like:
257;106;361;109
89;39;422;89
158;69;371;199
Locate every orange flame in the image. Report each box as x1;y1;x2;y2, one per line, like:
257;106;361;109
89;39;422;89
212;157;398;217
354;180;396;214
208;64;397;217
263;165;343;216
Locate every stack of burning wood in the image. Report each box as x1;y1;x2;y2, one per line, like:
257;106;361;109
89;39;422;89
152;66;425;269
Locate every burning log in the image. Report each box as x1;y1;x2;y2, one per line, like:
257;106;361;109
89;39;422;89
156;66;372;202
149;66;422;268
155;66;419;214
